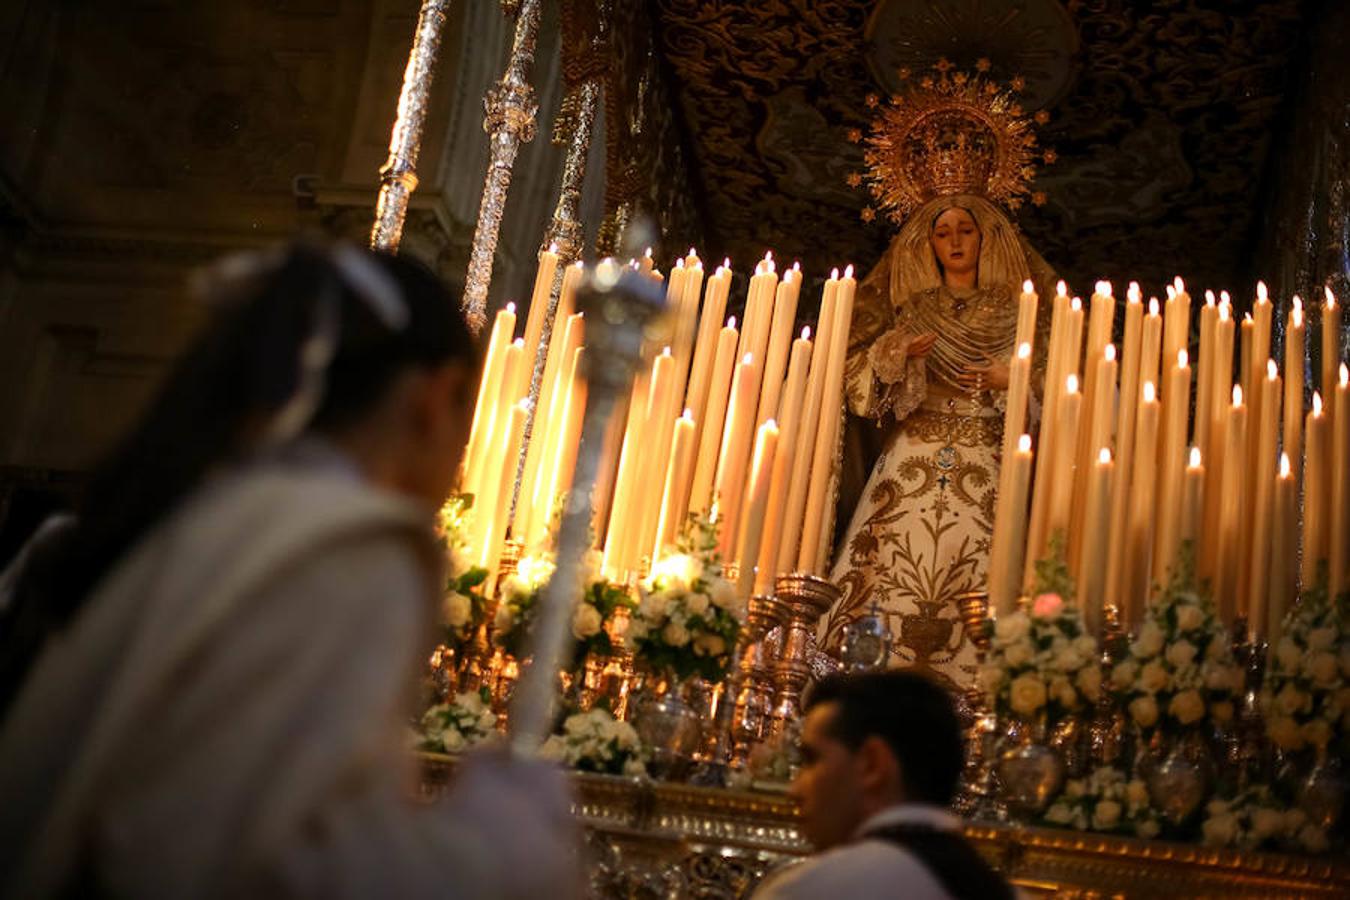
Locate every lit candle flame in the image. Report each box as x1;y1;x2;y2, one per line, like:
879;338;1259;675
1149;297;1160;316
1105;344;1117;362
1341;363;1349;386
1327;285;1337;308
1293;294;1304;313
1095;280;1112;297
1017;342;1031;359
1128;282;1142;303
506;301;516;314
830;267;839;280
1268;359;1279;380
1178;349;1188;368
727;315;737;329
1071;296;1083;312
801;326;811;340
1056;280;1067;297
663;346;672;356
1313;391;1324;415
1204;290;1216;306
1100;447;1113;464
1257;281;1269;302
723;257;731;269
1221;290;1232;305
1166;285;1177;301
1018;434;1032;452
1293;305;1304;328
644;247;652;258
844;263;855;278
1023;279;1034;294
1188;446;1201;468
513;337;524;347
1174;276;1186;294
1066;374;1080;393
682;407;693;420
1219;302;1230;322
1233;384;1243;405
742;353;753;365
688;246;697;257
1144;381;1157;403
1279;453;1292;478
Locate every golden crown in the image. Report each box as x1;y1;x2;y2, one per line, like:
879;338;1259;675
848;60;1054;224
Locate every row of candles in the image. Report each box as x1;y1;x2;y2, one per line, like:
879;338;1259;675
458;244;858;600
988;277;1349;642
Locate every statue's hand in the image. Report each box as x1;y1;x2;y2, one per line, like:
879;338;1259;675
871;330;935;383
956;356;1011;392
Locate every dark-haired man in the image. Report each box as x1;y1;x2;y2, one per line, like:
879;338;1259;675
752;670;1013;899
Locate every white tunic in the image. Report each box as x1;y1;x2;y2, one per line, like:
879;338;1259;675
752;804;964;900
0;450;579;899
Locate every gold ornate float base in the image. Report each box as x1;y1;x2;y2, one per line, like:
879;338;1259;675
420;755;1348;898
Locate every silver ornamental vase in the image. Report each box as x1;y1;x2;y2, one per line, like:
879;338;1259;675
1297;745;1346;829
1145;727;1214;826
995;717;1065;817
633;672;703;780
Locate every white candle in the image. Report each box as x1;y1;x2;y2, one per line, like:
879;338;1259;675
689;318;741;514
990;434;1035;615
736;419;780;592
714;352;761;559
1331;364;1350;601
1079;447;1115;637
757;330;813;594
1302;391;1328;588
1269;453;1297;645
1214;386;1247;624
1125;382;1160;621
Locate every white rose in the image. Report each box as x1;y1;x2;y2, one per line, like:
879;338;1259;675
640;589;671;621
994;613;1030;645
1276;683;1309;716
1136;820;1160;839
1056;647;1086;673
539;735;566;761
1165;639;1198;669
441;728;466;753
1126;780;1150;809
1129;695;1159;729
1203;664;1234;692
1201;812;1239;847
1076;665;1102;702
1267;715;1304;750
1275;637;1303;674
662;621;691;647
1045;803;1075;825
1092;800;1123;830
1301;719;1333;750
685;591;710;618
1050;675;1078;709
693;633;727;658
1309;652;1340;688
1073;635;1098;659
1168;689;1205;726
477;710;496;732
1009;674;1047;716
1111;660;1139;691
1251;807;1285;839
571;603;603;640
623;757;648;777
1299;824;1330;854
709;577;737;611
447;545;471;579
1140;661;1170;694
626;618;649;641
1308;627;1337;651
1004;642;1034;668
444;591;473;629
1176;604;1205;632
1133;621;1165;658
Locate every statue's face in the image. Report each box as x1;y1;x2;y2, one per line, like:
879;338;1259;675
929;207;981;279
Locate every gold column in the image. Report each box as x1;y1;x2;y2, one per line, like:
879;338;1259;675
370;0;454;254
460;0;543;334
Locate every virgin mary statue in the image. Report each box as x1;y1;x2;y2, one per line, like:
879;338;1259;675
819;68;1058;690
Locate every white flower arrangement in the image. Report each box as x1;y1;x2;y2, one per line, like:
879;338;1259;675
979;593;1102;725
435;496;489;648
1261;579;1350;754
416;689;499;754
1109;568;1242;736
1200;786;1329;854
1042;766;1162;839
540;707;649;776
492;551;635;667
631;517;744;683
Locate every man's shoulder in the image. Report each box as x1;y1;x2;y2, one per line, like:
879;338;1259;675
753;839;951;900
